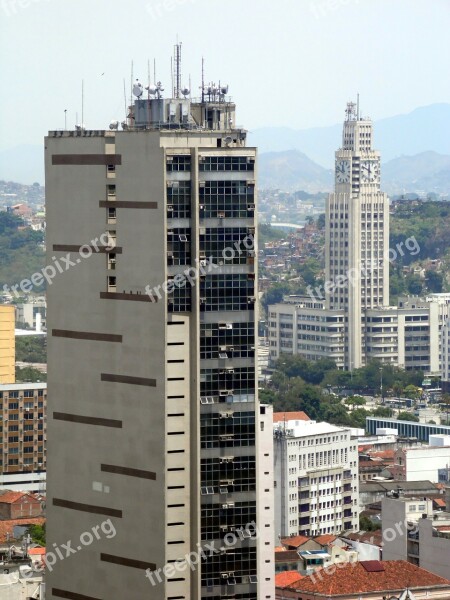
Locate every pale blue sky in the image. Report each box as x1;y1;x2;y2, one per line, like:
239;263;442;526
0;0;449;151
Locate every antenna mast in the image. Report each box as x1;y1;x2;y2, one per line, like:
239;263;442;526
201;57;205;103
174;42;182;99
81;80;84;129
357;93;360;120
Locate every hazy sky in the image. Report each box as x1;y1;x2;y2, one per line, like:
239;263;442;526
0;0;449;151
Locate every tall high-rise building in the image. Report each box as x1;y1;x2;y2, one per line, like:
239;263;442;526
326;101;389;369
45;48;272;600
0;305;15;383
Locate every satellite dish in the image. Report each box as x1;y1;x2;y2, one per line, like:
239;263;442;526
224;136;233;145
221;85;229;95
181;87;190;97
121;120;128;130
133;79;143;98
145;85;158;96
109;120;119;130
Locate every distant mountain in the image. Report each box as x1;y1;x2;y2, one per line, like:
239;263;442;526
381;151;450;195
250;103;450;167
258;149;450;195
258;150;332;192
0;145;44;185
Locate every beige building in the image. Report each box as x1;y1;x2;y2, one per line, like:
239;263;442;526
0;305;15;384
45;52;268;600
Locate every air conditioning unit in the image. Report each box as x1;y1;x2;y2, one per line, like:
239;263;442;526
167;205;174;211
218;212;225;218
221;572;229;579
248;297;256;303
219;390;229;396
249;575;258;584
247;204;255;210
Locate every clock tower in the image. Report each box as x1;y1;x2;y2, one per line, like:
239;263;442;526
325;101;389;369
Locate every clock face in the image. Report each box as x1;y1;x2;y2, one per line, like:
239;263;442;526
361;160;380;183
336;160;350;183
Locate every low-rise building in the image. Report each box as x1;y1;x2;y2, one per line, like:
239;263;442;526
0;383;47;493
391;439;450;482
382;489;450;580
0;491;44;520
274;418;359;538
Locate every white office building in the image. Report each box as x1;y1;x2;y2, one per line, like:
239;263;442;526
273;418;359;538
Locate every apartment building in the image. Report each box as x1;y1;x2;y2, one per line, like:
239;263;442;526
45;47;267;600
0;382;46;493
273;418;359;539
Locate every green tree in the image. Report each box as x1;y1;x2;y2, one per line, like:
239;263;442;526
397;411;419;422
28;523;45;546
15;366;46;383
425;270;443;293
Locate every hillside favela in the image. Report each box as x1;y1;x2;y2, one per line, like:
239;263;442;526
1;2;450;599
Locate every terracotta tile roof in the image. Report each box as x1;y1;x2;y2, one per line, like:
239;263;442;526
434;498;446;507
275;571;304;588
286;560;450;595
273;411;310;423
28;547;45;555
314;534;337;546
0;491;29;504
280;535;310;548
0;517;45;544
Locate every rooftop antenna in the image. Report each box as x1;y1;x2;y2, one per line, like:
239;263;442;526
123;79;127;120
357;93;360;120
201;57;205;103
174;42;182;99
154;58;156;86
171;55;174;99
81;80;84;129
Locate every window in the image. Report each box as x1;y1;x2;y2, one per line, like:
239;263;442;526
199;181;254;218
199;156;254;172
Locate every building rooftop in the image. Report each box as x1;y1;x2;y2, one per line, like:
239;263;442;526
274;571;304;588
274;550;301;563
360;480;438;493
274;419;348;438
314;534;337;546
280;535;310;549
0;491;32;504
273;411;310;423
0;382;47;391
286;560;450;595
